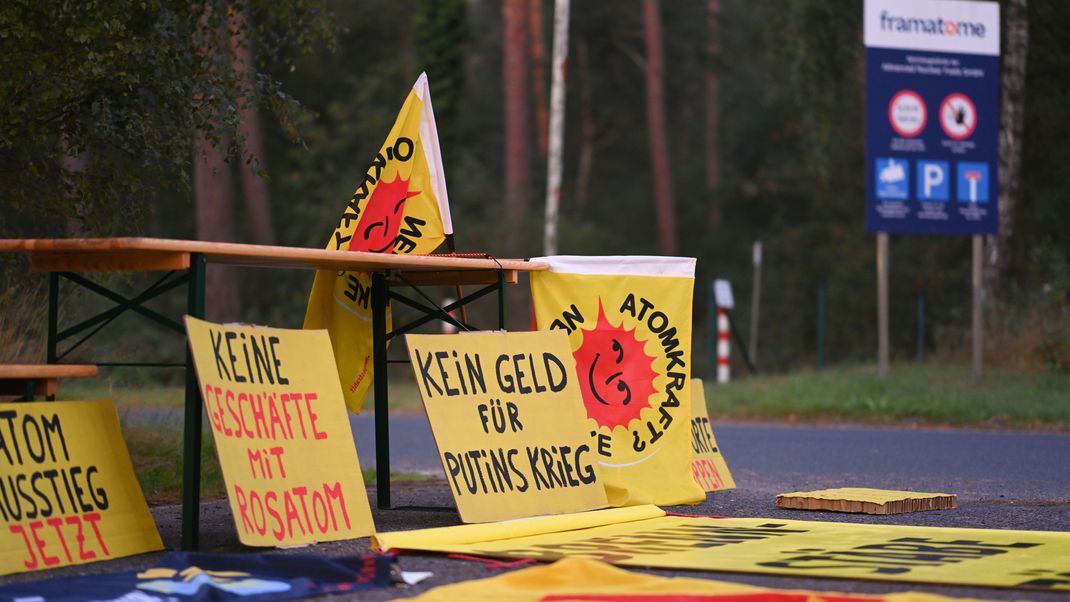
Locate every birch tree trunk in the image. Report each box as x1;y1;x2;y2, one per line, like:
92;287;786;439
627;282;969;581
986;0;1028;299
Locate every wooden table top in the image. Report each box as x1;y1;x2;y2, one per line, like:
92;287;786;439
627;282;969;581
0;238;546;275
0;364;99;379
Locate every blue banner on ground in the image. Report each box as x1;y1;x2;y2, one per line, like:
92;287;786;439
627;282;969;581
864;0;1000;235
0;552;395;602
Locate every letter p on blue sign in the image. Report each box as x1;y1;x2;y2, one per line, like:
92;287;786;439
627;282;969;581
917;160;949;201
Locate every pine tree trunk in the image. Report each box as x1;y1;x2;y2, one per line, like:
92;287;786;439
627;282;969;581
503;0;532;237
529;0;549;158
229;5;275;246
986;0;1028;300
704;0;722;228
642;0;677;255
194;132;241;321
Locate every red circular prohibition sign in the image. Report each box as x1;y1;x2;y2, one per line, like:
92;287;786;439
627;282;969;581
887;90;927;138
939;93;978;140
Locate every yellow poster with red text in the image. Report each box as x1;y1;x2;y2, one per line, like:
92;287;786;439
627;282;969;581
0;400;162;575
689;379;735;492
530;256;704;507
185;317;375;546
304;72;453;414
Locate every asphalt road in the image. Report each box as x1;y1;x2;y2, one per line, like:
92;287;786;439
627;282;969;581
354;415;1070;501
6;414;1069;600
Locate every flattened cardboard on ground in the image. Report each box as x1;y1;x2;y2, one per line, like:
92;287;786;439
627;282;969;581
776;487;956;514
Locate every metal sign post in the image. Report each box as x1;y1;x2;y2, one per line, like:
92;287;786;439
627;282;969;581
864;0;1000;375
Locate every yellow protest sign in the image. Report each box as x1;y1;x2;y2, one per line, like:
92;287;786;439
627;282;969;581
304;73;453;415
530;256;705;507
399;557;996;602
185;317;375;546
406;331;608;523
0;400;162;575
376;506;1070;592
689;379;735;492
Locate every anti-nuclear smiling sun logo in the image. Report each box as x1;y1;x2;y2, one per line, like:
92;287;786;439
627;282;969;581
349;174;421;253
572;300;658;430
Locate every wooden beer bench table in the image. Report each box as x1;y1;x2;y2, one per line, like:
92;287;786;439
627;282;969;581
0;363;98;400
0;238;546;549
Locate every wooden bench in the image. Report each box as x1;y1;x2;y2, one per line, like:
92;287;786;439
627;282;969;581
0;364;99;400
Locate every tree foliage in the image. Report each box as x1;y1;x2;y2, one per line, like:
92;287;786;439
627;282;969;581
0;0;332;235
2;0;1067;369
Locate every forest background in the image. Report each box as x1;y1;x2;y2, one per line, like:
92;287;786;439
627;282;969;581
1;0;1067;379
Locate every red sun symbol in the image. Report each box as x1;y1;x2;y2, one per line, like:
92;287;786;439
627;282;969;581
349;174;421;254
573;300;659;430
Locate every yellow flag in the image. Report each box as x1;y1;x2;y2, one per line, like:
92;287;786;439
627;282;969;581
304;73;453;414
530;256;705;506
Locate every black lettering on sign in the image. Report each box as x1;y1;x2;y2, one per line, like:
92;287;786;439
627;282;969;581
550;304;585;333
208;328;288;385
414;349;487;398
477;400;524;434
342;273;371;309
496;353;568;395
759;536;1041;575
394;215;427;254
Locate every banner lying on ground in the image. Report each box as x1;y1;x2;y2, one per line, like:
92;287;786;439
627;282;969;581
399;557;994;602
305;72;453;414
375;505;1070;591
406;331;608;522
186;317;375;546
689;379;735;492
0;551;395;602
0;400;162;575
530;256;704;507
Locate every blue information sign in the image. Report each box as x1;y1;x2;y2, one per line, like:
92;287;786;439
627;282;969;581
864;0;1000;235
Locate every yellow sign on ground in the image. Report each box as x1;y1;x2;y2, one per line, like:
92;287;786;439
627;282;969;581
304;72;453;415
689;379;735;492
400;557;996;602
530;256;705;507
406;331;608;523
0;400;162;575
186;317;375;546
375;505;1070;591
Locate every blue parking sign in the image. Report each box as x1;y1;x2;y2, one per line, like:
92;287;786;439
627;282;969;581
917;160;950;202
957;162;990;203
864;0;1000;234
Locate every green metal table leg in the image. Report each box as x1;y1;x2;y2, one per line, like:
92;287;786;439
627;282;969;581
497;271;506;329
181;253;206;550
372;272;390;509
47;273;59;364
